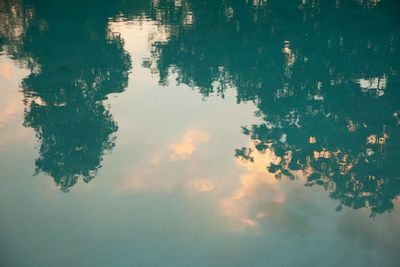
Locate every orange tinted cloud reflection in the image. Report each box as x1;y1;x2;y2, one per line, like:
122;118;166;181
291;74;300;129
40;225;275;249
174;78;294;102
0;62;11;80
121;129;212;192
221;148;288;230
121;131;304;232
168;129;210;161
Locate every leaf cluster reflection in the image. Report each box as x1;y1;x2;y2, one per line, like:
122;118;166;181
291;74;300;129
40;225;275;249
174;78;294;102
0;0;399;214
0;0;137;191
144;0;400;215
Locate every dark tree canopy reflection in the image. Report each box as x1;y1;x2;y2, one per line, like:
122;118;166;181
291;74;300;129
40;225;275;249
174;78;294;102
0;0;140;191
1;0;399;208
144;0;400;214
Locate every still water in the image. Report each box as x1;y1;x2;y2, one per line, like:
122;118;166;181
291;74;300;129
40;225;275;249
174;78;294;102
1;0;400;266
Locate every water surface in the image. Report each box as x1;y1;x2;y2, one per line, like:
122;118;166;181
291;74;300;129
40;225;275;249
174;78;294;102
1;0;400;266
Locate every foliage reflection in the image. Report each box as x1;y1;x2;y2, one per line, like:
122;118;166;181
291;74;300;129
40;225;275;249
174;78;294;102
0;0;136;191
144;0;400;215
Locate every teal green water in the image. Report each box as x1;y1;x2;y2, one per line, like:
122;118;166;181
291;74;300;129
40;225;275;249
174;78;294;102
1;0;400;266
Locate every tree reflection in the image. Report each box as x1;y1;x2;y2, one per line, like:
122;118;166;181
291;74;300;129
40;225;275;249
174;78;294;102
145;0;400;214
0;0;137;191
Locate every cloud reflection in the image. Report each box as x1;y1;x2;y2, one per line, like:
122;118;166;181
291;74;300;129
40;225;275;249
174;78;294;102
120;128;212;193
222;148;288;230
168;129;210;161
0;62;11;79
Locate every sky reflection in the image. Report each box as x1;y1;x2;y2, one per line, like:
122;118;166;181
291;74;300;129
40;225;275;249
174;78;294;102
0;1;400;266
